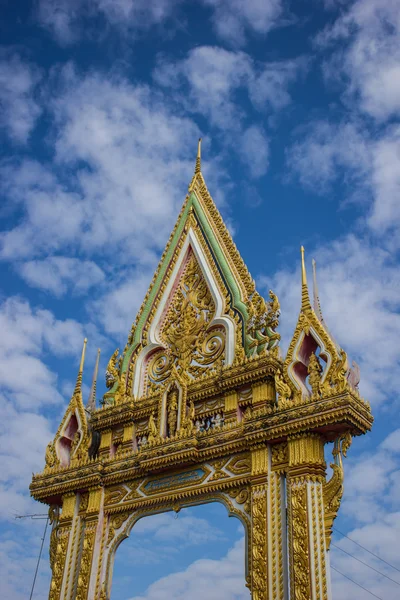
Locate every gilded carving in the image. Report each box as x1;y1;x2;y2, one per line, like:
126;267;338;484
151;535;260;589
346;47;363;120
146;253;225;392
225;453;251;475
290;483;311;600
323;431;352;549
251;486;267;600
75;524;97;600
307;352;322;397
105;349;120;389
49;528;69;600
228;487;250;514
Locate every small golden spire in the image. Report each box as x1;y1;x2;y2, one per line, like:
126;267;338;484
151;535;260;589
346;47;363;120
312;259;324;322
87;348;100;412
74;338;87;396
300;246;312;311
195;138;202;174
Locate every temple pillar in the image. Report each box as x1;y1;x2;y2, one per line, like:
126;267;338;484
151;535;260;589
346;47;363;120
72;487;105;600
287;434;329;600
48;493;76;600
250;446;288;600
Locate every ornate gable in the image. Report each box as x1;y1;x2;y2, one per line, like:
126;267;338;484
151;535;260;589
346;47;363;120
104;140;280;405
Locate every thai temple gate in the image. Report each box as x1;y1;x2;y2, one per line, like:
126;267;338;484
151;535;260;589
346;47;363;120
30;140;373;600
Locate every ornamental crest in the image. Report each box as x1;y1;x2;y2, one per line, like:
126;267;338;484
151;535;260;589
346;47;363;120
145;251;225;393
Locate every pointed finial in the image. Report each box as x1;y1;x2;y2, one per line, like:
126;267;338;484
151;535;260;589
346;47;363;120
87;348;100;413
74;338;87;396
312;259;324;322
300;246;312;311
195;138;202;174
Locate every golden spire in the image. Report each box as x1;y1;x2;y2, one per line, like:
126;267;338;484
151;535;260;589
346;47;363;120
300;246;312;311
195;138;202;174
74;338;87;396
87;348;100;413
312;259;324;323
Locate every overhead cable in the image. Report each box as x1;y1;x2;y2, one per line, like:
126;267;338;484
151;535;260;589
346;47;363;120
331;565;383;600
333;526;400;574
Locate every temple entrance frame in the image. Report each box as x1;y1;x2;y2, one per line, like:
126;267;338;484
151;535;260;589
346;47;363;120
31;142;373;600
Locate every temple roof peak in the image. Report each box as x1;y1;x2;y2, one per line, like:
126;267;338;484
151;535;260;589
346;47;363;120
300;246;312;311
73;337;87;397
86;348;101;414
195;137;202;174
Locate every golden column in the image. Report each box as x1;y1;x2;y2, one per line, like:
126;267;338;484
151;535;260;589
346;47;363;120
287;434;328;600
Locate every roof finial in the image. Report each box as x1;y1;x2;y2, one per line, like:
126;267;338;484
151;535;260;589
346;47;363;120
195;138;202;174
74;338;87;396
312;259;324;323
300;246;312;311
86;348;100;413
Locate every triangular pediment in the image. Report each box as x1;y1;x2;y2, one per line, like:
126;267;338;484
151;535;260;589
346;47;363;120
103;144;281;404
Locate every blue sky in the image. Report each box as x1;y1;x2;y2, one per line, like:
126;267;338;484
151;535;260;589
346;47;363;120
1;0;400;598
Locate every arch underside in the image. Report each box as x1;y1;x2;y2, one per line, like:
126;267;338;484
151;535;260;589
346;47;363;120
105;491;251;597
99;452;255;597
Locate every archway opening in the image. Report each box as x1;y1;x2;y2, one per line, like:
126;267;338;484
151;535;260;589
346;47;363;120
111;502;250;600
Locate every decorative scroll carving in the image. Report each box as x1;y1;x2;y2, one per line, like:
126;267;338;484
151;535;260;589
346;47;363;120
107;513;129;546
75;523;97;600
291;484;311;600
251;486;267;600
228;487;250;514
147;253;225;391
49;528;69;600
323;431;352;549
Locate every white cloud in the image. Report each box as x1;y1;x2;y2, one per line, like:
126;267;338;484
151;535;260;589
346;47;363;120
286;120;370;193
89;269;154;337
36;0;182;45
0;53;41;143
0;295;98;597
37;0;286;47
130;538;249;600
240;125;269;177
318;0;400;122
286;121;400;239
0;67;201;263
329;428;400;599
201;0;283;46
154;47;305;130
133;512;225;546
18;257;105;296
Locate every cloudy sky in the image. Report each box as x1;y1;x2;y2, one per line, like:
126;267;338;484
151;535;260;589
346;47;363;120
1;0;400;598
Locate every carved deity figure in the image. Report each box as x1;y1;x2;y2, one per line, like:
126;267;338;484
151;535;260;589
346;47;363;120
167;388;179;437
308;352;322;396
70;430;81;458
148;413;158;443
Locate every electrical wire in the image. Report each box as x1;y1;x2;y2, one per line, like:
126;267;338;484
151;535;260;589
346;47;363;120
332;543;400;586
331;565;383;600
333;526;400;574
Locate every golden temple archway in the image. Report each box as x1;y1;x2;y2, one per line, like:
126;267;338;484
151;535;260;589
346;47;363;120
110;502;248;599
31;141;372;600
